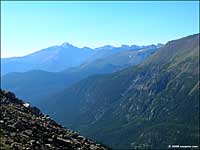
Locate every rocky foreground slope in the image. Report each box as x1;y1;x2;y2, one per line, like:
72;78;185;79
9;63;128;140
0;90;106;150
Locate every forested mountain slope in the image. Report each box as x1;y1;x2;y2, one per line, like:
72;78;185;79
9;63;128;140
43;34;199;149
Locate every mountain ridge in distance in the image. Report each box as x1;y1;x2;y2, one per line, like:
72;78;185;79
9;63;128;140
2;45;159;106
42;33;199;149
1;42;163;75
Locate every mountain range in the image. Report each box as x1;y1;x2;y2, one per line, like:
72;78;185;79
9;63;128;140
1;43;162;75
41;34;199;149
1;44;160;106
1;34;199;149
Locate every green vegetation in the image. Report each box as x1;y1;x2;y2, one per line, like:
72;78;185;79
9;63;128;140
43;34;199;149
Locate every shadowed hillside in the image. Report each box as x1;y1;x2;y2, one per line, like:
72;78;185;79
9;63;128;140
43;34;199;149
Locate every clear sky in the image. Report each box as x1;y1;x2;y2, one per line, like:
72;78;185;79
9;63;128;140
1;1;199;58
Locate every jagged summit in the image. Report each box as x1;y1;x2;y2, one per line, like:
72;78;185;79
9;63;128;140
61;42;75;48
0;90;106;150
95;45;115;50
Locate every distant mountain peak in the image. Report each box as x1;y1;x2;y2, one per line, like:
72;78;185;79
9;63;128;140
95;45;115;50
61;42;75;48
121;44;130;48
156;43;165;48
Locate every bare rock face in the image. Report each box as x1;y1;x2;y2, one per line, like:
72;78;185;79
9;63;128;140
0;90;107;150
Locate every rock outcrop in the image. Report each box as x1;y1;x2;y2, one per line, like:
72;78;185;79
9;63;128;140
0;90;106;150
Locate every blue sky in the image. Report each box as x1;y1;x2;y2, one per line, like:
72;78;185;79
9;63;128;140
1;1;199;58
